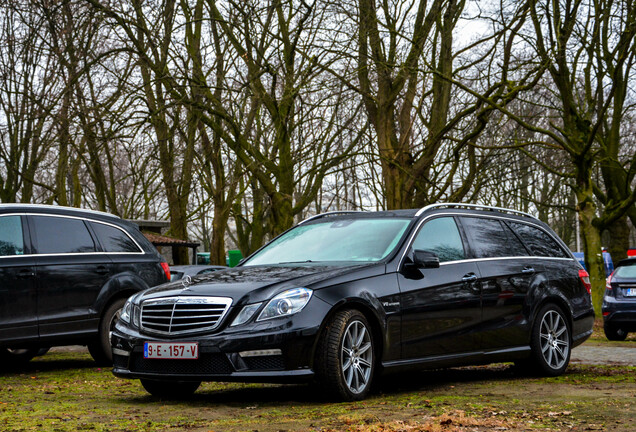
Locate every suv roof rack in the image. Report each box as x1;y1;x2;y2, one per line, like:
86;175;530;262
0;203;121;219
299;211;365;224
415;203;535;219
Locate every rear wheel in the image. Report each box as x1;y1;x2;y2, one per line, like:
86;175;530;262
604;323;628;341
88;298;126;366
140;379;201;399
315;309;375;401
521;304;571;376
0;347;39;367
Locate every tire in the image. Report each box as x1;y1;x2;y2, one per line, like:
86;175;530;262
140;379;201;399
604;323;628;341
315;309;375;401
523;304;571;376
0;347;39;367
88;298;126;366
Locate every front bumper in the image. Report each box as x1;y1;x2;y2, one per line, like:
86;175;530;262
111;309;327;383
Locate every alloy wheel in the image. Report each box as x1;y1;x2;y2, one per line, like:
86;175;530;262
341;320;373;394
539;310;569;370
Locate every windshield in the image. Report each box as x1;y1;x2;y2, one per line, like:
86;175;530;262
243;218;411;266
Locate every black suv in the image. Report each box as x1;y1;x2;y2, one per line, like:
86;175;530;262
111;204;594;400
0;204;169;366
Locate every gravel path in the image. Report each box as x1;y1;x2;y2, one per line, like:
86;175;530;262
571;344;636;366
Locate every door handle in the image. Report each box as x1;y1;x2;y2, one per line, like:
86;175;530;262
522;267;535;274
95;266;109;275
462;273;478;282
18;269;35;278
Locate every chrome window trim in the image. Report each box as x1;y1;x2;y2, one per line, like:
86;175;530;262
0;212;144;258
398;212;574;269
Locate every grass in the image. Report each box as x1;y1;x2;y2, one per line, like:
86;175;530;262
1;347;635;431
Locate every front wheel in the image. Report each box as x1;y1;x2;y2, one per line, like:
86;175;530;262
523;304;571;376
88;298;126;366
604;323;628;341
315;309;375;401
140;379;201;399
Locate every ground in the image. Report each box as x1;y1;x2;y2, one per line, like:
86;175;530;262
0;324;634;431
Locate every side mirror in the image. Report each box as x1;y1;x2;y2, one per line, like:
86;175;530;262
412;249;440;269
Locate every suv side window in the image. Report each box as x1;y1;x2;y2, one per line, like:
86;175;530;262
32;215;96;254
506;221;568;258
90;221;141;253
0;215;25;256
460;217;512;258
412;217;465;262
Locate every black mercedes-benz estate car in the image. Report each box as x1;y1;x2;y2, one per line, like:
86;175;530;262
603;257;636;340
0;204;169;366
111;204;594;400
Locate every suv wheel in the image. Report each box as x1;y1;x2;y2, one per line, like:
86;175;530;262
88;298;126;365
140;379;201;398
604;323;628;341
315;309;375;401
524;304;571;376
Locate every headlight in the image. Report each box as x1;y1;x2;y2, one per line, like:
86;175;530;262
119;298;133;324
257;288;312;321
230;302;262;327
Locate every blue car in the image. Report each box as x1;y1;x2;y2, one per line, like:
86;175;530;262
602;257;636;340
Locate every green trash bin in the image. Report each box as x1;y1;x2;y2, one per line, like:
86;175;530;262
227;249;243;267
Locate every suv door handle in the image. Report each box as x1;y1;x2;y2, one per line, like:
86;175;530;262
522;267;535;274
95;266;109;275
18;269;35;278
462;273;478;282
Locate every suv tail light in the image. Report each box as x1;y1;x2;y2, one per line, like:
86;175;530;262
579;269;592;295
160;262;170;282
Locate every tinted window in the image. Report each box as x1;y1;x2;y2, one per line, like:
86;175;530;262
461;217;510;258
0;216;24;256
502;223;530;256
412;217;465;262
90;222;140;253
32;216;95;254
507;221;568;258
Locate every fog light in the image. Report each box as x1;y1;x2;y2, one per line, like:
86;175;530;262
239;349;282;358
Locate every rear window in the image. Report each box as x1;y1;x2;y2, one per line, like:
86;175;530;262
614;263;636;278
506;221;568;258
32;215;96;254
90;222;141;253
0;215;25;256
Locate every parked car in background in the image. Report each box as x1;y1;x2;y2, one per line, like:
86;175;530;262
603;257;636;340
0;204;169;366
170;265;227;281
111;203;594;401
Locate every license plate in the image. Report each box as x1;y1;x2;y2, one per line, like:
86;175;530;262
144;342;198;359
626;288;636;297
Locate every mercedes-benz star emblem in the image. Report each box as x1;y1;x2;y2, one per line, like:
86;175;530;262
181;274;192;288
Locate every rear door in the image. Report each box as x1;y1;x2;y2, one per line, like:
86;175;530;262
398;216;482;358
459;216;543;350
29;214;112;340
0;214;38;344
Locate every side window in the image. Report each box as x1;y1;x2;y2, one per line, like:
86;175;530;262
0;216;25;256
90;222;141;253
502;223;531;256
507;221;568;258
412;217;465;262
460;217;511;258
32;216;95;254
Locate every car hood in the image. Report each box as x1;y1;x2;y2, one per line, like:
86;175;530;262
138;263;384;304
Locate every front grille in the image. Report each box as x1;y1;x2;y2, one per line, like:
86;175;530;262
140;296;232;336
130;353;233;375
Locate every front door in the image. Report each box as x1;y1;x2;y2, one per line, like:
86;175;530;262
398;216;482;359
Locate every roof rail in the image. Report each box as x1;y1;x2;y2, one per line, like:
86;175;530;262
299;210;365;225
415;203;535;219
0;203;121;219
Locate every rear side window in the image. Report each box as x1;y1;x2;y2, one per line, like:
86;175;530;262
460;217;510;258
90;222;141;253
0;216;25;256
507;221;568;258
32;215;96;254
412;217;465;262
